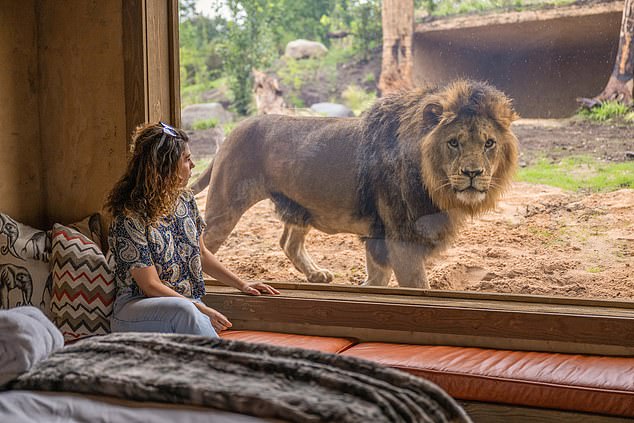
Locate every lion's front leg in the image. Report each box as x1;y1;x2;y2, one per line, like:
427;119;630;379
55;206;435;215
386;239;429;289
280;224;334;283
361;238;392;286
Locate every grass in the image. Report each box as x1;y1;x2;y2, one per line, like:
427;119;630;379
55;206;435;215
181;77;230;108
192;118;218;130
577;101;633;123
517;156;634;192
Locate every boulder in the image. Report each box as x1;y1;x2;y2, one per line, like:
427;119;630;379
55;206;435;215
309;102;354;117
181;103;234;130
186;127;225;158
285;39;328;60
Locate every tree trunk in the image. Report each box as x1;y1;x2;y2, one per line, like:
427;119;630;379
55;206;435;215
578;0;634;107
378;0;414;95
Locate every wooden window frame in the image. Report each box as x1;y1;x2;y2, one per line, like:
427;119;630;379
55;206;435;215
123;0;181;142
147;1;634;356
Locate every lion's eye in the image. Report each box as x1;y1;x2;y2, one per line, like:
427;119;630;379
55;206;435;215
485;139;496;149
448;139;459;148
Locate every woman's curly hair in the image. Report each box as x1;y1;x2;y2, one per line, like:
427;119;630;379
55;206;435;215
105;122;190;225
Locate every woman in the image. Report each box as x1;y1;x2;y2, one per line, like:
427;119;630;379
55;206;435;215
105;122;279;337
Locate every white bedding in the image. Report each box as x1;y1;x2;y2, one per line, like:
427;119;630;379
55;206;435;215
0;390;280;423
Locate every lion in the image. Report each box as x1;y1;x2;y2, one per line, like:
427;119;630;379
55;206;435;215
194;80;519;288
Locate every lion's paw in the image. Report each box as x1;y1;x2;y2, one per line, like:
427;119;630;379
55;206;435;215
307;269;334;284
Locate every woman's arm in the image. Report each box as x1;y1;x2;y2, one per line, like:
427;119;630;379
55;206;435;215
130;265;232;331
199;238;280;296
130;265;184;298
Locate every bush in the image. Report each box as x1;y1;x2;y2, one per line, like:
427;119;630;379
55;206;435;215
342;85;376;116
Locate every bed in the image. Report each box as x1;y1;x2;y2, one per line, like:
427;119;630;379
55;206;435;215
0;308;470;423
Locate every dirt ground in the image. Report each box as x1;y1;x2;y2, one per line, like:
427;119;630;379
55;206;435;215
191;118;634;299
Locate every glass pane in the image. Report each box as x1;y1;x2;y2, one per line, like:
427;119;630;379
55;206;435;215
180;0;633;300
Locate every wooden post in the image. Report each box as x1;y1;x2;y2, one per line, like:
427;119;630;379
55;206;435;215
378;0;414;95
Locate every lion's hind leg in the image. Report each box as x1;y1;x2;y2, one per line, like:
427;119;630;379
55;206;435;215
203;182;265;253
280;224;334;284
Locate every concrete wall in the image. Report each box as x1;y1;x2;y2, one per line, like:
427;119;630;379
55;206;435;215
413;5;622;118
0;1;45;227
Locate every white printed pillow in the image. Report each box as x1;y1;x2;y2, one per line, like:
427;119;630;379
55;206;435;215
50;223;115;342
0;213;52;317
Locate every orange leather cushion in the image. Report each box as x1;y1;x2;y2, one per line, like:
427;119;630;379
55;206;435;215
342;343;634;417
219;330;356;354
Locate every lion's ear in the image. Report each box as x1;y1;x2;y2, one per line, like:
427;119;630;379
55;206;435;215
422;102;443;128
495;100;520;129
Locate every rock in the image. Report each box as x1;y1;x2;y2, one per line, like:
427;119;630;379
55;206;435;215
284;39;328;60
309;102;354;117
181;103;234;130
186;127;225;158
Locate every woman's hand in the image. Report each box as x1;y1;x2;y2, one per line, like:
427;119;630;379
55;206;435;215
194;302;232;333
240;282;280;296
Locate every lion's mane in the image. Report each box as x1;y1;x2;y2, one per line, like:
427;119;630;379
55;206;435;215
356;80;519;263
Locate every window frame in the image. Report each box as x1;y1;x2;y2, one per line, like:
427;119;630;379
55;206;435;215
158;1;634;356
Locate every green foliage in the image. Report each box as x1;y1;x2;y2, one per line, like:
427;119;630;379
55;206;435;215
341;85;376;116
577;101;633;123
179;0;381;115
517;156;634;192
220;0;279;115
274;45;354;107
179;3;227;87
265;0;337;48
348;0;381;60
321;0;381;59
418;0;575;16
192;118;219;130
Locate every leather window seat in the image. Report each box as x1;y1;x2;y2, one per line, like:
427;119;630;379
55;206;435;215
344;343;634;418
220;331;634;418
219;330;356;354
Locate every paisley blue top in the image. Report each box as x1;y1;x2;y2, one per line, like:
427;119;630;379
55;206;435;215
108;191;206;299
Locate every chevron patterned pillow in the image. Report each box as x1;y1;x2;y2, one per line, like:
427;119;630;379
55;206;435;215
50;223;115;342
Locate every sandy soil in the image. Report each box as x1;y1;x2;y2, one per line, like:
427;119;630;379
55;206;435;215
191;119;634;299
196;183;634;300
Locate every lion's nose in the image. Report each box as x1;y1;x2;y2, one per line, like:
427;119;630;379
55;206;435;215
461;168;484;178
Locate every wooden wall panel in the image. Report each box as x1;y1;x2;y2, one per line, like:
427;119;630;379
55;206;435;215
0;1;45;227
38;0;128;225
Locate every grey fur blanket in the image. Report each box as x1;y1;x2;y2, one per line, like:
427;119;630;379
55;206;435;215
9;333;470;423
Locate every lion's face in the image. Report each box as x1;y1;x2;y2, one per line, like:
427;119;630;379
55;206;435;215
436;117;507;205
417;81;519;215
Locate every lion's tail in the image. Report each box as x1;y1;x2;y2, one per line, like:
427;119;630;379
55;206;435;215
189;158;214;195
